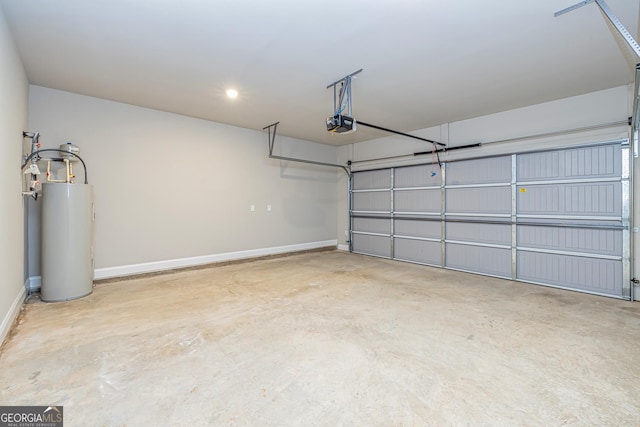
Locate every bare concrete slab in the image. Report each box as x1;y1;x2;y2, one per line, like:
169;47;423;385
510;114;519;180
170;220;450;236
1;251;639;426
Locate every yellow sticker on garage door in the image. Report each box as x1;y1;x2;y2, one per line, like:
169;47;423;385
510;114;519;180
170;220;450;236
520;188;527;192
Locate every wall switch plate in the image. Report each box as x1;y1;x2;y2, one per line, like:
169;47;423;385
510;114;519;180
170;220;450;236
267;204;272;212
250;204;255;212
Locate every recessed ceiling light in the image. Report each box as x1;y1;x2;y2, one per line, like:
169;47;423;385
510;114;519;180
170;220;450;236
226;89;238;99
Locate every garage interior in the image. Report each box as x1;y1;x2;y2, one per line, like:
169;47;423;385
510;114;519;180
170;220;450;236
1;0;640;425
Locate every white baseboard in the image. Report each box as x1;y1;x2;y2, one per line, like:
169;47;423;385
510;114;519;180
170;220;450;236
0;283;26;348
94;239;338;280
337;244;350;251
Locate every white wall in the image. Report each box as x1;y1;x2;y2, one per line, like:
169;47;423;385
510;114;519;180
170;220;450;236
0;6;28;345
340;85;629;169
337;85;632;259
28;86;338;278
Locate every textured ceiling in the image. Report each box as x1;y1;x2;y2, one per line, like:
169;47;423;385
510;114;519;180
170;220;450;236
2;0;639;146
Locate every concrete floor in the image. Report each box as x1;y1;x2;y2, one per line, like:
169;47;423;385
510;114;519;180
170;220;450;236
1;251;640;426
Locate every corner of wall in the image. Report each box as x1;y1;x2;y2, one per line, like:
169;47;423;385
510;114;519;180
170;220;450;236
0;5;29;347
0;283;26;349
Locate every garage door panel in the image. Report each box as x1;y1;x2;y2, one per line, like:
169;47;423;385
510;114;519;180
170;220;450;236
446;243;511;278
350;141;626;299
446;156;511;185
517;251;622;296
394;189;441;213
446;187;511;214
352;217;391;235
446;222;511;246
394;238;441;266
352;169;391;190
394;219;440;239
517;144;621;181
517;182;621;217
517;225;622;256
395;164;441;188
352;234;391;258
353;191;391;212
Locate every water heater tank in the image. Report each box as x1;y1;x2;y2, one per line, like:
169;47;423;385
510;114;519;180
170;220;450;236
40;183;94;302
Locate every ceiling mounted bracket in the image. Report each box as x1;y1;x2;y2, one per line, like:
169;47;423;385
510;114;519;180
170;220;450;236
327;68;363;118
554;0;640;57
263;122;351;175
556;0;640;157
326;69;362;134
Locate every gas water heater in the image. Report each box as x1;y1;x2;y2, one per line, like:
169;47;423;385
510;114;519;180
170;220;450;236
22;137;94;302
41;182;94;302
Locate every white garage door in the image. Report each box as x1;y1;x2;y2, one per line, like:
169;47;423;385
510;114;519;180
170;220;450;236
350;140;630;299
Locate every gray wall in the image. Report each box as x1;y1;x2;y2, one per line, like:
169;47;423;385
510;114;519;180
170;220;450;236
0;6;28;343
28;86;338;277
